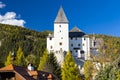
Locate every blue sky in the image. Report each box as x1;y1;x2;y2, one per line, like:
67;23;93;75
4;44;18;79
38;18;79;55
0;0;120;37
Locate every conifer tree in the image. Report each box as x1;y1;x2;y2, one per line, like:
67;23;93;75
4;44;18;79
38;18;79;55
5;51;12;66
15;47;25;66
61;51;81;80
48;52;61;79
37;49;48;70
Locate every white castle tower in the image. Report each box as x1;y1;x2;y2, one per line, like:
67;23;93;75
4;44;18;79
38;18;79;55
47;6;69;65
46;6;103;68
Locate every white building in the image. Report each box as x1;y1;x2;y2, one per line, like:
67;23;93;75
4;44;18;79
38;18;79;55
47;6;101;66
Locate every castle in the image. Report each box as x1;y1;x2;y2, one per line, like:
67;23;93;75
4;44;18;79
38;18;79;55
47;6;102;67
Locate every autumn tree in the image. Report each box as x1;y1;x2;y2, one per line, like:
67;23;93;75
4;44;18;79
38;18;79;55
83;60;94;80
37;49;48;70
5;51;12;66
61;51;81;80
15;47;25;66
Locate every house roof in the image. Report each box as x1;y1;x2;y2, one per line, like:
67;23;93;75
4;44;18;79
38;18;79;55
54;6;68;23
69;27;86;37
0;64;58;80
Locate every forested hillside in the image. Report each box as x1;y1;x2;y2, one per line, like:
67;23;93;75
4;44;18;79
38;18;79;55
0;24;51;65
0;23;120;69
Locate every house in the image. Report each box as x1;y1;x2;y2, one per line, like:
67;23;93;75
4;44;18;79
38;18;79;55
0;64;58;80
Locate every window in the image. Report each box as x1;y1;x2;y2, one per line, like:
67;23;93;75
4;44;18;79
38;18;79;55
83;44;85;46
61;37;63;39
75;37;77;40
78;44;80;46
71;37;73;40
76;50;77;53
71;44;73;47
59;25;61;27
59;42;62;46
50;46;53;49
94;42;96;46
60;30;61;32
49;37;52;40
84;38;86;40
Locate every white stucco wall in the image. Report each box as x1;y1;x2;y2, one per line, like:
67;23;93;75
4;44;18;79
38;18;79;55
54;23;69;52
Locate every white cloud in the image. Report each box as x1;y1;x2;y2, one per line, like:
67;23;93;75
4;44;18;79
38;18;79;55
0;12;26;27
0;1;6;8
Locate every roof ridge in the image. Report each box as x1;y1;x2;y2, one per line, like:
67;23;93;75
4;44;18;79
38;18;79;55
70;26;83;32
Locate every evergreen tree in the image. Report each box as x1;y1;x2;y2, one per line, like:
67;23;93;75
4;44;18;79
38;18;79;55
37;49;48;70
48;52;61;79
15;47;25;66
61;51;81;80
25;54;36;65
5;51;12;66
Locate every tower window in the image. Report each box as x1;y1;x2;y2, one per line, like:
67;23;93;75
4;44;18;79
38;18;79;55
49;37;52;40
59;25;61;27
78;44;80;46
50;46;53;49
71;37;73;40
83;44;85;46
59;42;62;46
60;30;61;32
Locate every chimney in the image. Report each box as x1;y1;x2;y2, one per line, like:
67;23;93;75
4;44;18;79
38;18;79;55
27;63;34;71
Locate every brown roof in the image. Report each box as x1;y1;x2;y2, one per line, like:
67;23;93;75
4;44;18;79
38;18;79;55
0;64;58;80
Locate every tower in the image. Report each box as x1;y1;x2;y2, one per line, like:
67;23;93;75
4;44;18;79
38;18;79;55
54;6;69;64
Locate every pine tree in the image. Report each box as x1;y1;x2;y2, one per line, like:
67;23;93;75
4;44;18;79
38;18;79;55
25;54;36;65
37;49;48;70
15;47;25;66
61;51;81;80
48;52;61;79
5;51;12;66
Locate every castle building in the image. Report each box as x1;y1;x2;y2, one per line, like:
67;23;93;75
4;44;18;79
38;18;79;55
47;6;101;66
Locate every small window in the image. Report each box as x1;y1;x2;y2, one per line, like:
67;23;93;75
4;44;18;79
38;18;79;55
94;42;96;46
84;38;86;40
60;30;61;32
75;37;77;40
49;37;52;40
59;25;61;27
76;50;77;53
59;42;62;46
78;44;80;46
71;37;73;40
71;44;73;47
83;44;85;46
50;46;53;49
61;37;63;39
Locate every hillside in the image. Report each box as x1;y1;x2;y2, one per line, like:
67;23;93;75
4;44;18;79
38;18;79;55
0;23;120;67
0;24;51;64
